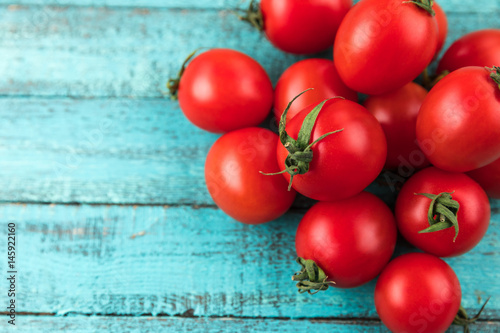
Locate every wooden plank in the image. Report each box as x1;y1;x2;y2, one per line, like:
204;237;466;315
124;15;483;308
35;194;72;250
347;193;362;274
0;0;497;13
0;97;219;204
0;1;238;9
0;7;497;98
0;5;307;98
0;97;395;205
0;203;498;317
7;316;500;333
0;1;497;330
0;6;497;206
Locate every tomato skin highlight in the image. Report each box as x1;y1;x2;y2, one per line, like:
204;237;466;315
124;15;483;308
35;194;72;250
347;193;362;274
178;49;273;133
205;128;296;224
364;82;429;171
416;66;500;172
437;29;500;73
295;192;397;288
274;59;358;122
277;99;387;202
395;167;490;257
375;253;461;333
260;0;352;54
333;0;438;95
467;157;500;198
434;2;448;56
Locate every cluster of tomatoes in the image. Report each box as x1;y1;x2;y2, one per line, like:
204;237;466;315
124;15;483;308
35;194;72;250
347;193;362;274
169;0;499;332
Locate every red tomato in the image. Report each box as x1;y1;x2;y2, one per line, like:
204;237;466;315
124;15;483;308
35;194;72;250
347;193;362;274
437;29;500;73
333;0;438;95
295;192;397;288
205;128;296;224
434;2;448;56
177;49;273;133
395;167;490;257
416;66;500;172
467;157;500;198
277;99;386;201
260;0;352;54
364;82;430;171
273;59;358;122
375;253;461;333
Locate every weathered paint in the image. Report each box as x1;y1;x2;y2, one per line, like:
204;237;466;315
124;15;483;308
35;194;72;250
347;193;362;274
0;1;498;331
13;316;500;333
0;97;397;205
0;204;497;318
0;0;497;13
0;7;497;98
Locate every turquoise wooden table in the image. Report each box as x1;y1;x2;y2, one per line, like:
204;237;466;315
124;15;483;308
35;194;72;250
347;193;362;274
0;1;499;332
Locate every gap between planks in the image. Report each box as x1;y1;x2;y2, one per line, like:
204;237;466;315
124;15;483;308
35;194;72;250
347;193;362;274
0;311;379;321
3;311;499;323
0;201;497;214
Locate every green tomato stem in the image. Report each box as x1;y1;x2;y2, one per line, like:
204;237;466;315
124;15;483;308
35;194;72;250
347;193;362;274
423;70;450;90
403;0;435;16
415;191;460;242
453;297;490;333
167;49;204;100
488;66;500;90
291;257;335;294
261;89;344;191
231;0;264;32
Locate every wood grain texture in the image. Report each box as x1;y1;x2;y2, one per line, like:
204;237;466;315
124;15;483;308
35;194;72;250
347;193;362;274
0;97;396;205
0;6;497;99
0;203;498;317
0;97;218;204
0;5;497;205
0;0;497;13
0;1;499;331
7;316;500;333
0;5;308;98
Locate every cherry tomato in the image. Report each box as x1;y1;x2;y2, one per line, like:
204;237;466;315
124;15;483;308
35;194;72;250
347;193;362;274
333;0;438;95
205;127;296;224
364;82;429;171
375;253;461;333
260;0;352;54
295;192;397;288
467;157;500;198
434;2;448;56
395;167;490;257
277;99;386;201
437;29;500;73
416;66;500;172
177;49;273;133
273;59;358;122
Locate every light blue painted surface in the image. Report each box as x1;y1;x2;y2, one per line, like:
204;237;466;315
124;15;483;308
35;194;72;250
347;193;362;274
0;98;219;204
0;6;497;98
0;0;497;13
0;1;498;331
0;97;392;205
0;204;497;319
0;5;497;205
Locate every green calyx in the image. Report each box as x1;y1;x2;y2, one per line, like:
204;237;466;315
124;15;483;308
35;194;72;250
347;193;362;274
167;49;202;100
403;0;435;16
415;191;460;242
232;0;264;32
261;89;344;191
488;66;500;90
453;298;490;333
291;257;335;294
422;68;450;90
